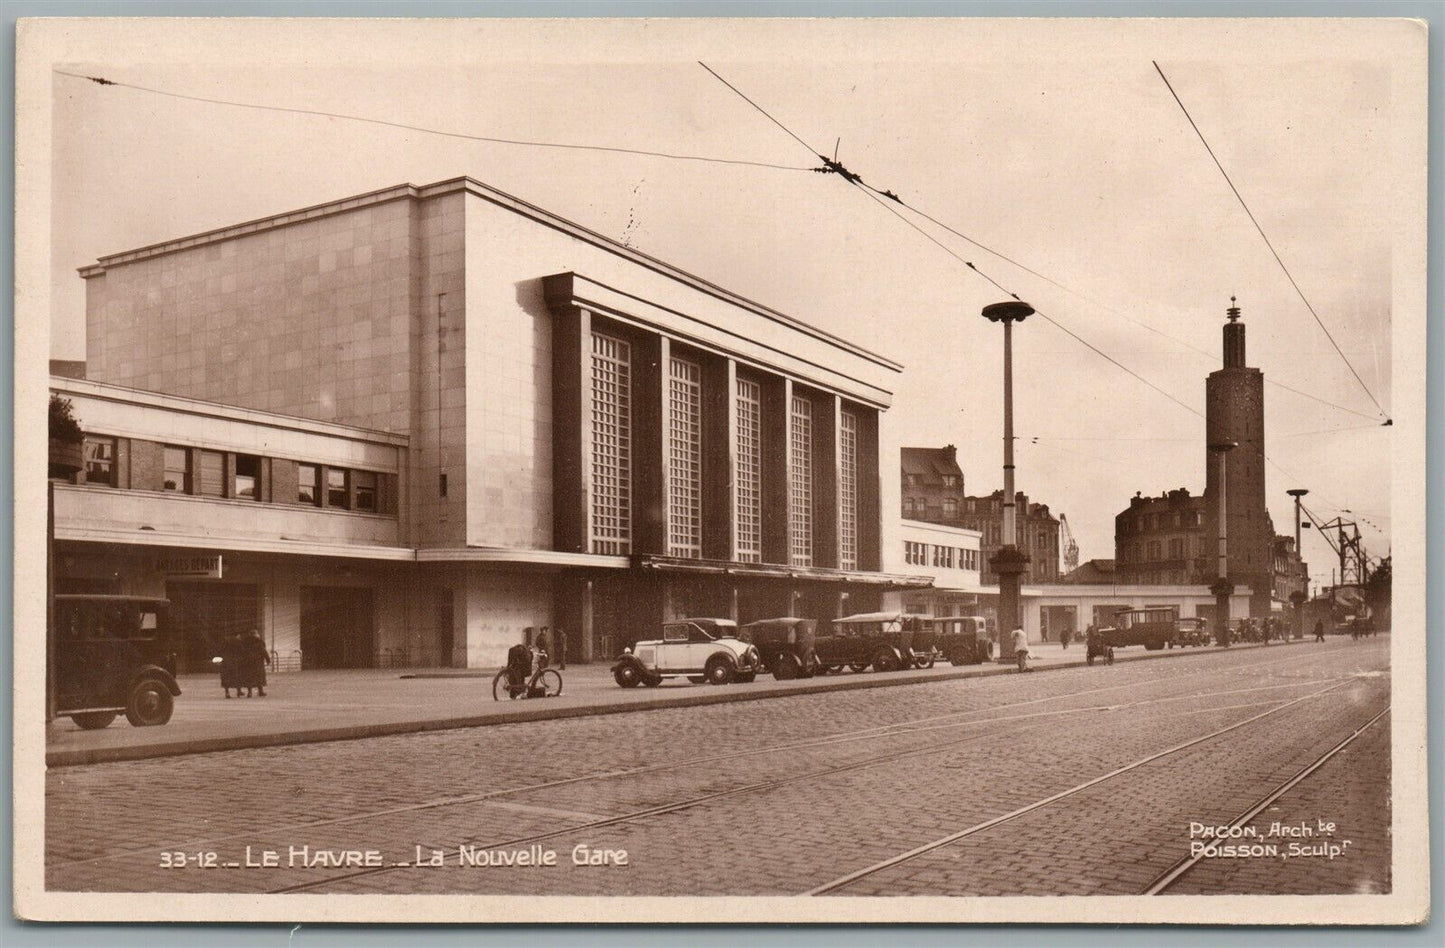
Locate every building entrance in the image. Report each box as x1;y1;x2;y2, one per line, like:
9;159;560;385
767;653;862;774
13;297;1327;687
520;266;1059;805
165;581;261;675
300;586;375;669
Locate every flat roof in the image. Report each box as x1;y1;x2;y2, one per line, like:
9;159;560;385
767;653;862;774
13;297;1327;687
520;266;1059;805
80;177;903;375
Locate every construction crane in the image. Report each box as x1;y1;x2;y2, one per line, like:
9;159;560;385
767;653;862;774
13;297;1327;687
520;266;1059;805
1058;513;1080;577
1304;510;1371;588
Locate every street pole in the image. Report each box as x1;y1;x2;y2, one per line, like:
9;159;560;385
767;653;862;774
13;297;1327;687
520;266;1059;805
1209;441;1238;645
1287;488;1308;640
982;300;1033;661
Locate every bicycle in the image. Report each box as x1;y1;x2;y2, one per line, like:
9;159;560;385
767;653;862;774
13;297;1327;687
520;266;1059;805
492;645;563;701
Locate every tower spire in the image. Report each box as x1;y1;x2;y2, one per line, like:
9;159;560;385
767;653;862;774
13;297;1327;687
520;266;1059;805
1223;296;1247;368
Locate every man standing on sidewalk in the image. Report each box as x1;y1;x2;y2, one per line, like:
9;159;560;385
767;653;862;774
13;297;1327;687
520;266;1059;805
1011;627;1031;672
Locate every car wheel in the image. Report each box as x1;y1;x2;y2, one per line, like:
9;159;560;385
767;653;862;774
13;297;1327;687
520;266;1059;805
873;648;900;673
773;654;801;680
917;656;936;669
705;655;735;685
70;711;117;730
848;662;870;673
613;663;642;688
642;674;662;688
1087;652;1096;666
125;679;174;727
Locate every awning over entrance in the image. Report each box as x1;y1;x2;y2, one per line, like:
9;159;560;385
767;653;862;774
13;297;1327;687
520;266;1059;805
632;555;933;589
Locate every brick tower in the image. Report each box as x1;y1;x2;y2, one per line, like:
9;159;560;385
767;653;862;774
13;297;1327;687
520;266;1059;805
1204;298;1276;618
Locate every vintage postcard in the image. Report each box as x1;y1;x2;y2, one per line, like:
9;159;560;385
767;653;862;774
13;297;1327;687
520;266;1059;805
12;16;1429;924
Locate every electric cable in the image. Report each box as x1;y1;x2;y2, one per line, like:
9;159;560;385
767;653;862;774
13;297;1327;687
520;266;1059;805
1152;61;1390;421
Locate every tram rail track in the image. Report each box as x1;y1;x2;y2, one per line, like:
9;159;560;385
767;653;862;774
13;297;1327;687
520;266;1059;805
1141;705;1390;895
49;642;1359;875
49;642;1371;878
266;669;1367;894
805;679;1380;895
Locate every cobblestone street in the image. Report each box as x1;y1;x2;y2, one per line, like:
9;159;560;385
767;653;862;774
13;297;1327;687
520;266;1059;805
46;636;1390;899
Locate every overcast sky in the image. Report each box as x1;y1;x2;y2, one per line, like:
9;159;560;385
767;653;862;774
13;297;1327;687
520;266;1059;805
39;18;1414;585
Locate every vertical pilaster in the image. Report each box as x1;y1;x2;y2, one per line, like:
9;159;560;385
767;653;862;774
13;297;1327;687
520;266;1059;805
633;334;668;555
760;375;793;565
551;307;591;554
857;407;882;571
814;393;841;569
702;356;737;561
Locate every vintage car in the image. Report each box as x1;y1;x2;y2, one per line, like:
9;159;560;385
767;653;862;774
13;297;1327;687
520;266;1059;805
1172;617;1211;647
817;612;932;673
53;594;181;729
932;616;994;665
739;617;818;680
1102;607;1184;652
611;618;762;688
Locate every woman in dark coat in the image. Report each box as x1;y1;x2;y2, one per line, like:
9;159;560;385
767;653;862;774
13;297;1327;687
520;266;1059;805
239;629;270;697
220;631;244;698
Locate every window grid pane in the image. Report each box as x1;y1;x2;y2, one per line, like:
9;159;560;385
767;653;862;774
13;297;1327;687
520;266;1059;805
734;377;762;563
198;450;225;497
590;333;632;555
839;410;859;570
163;446;188;492
789;395;813;566
666;357;702;558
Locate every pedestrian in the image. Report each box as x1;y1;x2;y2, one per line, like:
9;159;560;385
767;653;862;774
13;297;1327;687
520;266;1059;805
554;626;566;670
1314;619;1326;643
219;631;243;699
239;628;270;697
535;626;552;666
1011;627;1030;673
1059;627;1072;651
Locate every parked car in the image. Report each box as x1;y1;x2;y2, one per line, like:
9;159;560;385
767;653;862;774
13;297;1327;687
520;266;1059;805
53;594;181;729
932;616;994;665
740;617;818;680
611;618;762;688
819;612;932;673
1172;617;1211;647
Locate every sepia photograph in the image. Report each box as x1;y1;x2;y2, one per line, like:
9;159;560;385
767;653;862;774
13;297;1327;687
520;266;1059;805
11;14;1431;925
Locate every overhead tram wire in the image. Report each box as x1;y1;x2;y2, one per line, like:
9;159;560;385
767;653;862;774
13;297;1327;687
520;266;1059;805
694;64;1381;426
695;63;1209;423
1152;61;1390;423
54;70;816;174
698;62;1387;529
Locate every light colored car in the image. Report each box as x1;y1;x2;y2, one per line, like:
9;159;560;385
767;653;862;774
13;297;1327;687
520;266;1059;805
612;618;762;687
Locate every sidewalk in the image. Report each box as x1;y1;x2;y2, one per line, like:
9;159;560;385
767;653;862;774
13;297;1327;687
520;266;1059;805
44;638;1290;767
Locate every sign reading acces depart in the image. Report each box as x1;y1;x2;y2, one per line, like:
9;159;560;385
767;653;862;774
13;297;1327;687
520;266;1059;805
155;554;223;579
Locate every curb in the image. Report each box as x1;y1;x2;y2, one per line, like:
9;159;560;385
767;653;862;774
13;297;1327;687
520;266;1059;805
46;640;1294;767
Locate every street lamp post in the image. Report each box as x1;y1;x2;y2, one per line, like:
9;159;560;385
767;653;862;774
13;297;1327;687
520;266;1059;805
1209;441;1238;645
982;300;1034;661
1287;488;1309;640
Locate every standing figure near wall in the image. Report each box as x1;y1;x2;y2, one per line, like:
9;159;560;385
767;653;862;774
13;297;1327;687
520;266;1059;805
240;629;270;697
220;631;243;699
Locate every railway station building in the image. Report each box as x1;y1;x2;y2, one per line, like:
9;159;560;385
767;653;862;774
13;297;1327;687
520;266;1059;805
55;177;926;670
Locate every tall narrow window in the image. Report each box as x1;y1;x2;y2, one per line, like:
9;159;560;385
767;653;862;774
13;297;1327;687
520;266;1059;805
298;464;320;506
839;410;859;570
162;446;190;493
327;468;350;509
942;497;957;519
789;395;813;566
666;356;703;558
734;377;762;563
198;450;225;497
354;470;378;512
590;333;632;555
234;454;260;500
83;435;116;487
